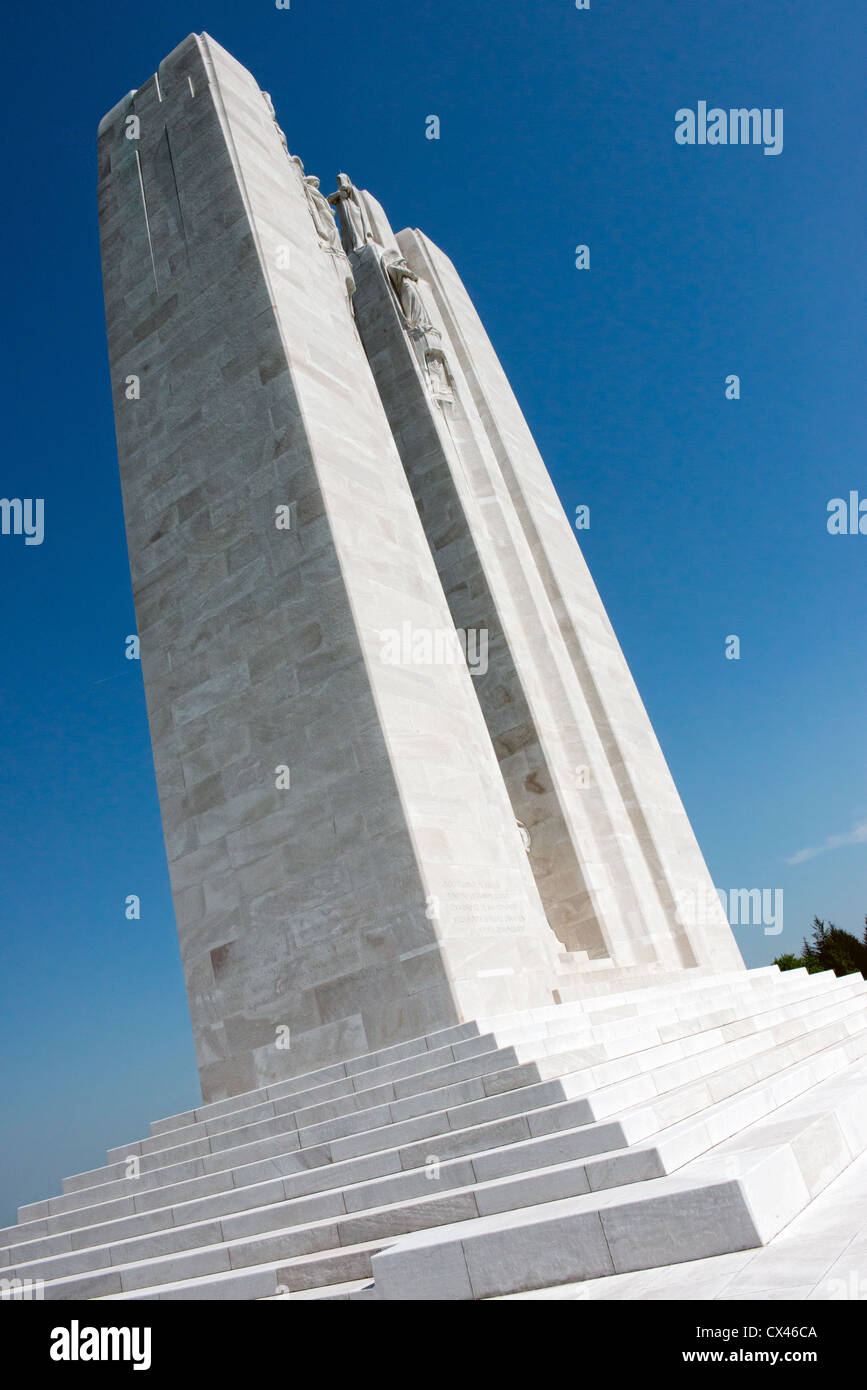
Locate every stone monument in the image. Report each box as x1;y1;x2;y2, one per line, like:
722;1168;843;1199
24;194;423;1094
4;34;864;1305
95;32;742;1106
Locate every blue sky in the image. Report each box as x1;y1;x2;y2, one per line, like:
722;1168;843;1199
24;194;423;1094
0;0;863;1226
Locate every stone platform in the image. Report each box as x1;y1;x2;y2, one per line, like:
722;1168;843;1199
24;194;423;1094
498;1146;867;1301
2;965;866;1301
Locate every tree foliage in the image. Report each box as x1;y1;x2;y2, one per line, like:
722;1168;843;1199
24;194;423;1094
774;916;867;979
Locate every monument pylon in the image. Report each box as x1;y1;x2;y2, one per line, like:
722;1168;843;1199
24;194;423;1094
97;32;742;1105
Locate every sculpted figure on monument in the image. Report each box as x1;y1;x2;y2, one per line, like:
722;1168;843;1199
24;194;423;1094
425;349;454;402
261;91;289;154
383;251;452;398
384;251;434;332
328;173;374;254
290;156;355;294
303;174;343;253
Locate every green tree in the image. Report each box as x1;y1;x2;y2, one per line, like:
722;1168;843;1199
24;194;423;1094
773;952;806;973
800;916;867;979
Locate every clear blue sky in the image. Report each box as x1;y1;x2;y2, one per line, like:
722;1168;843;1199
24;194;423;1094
0;0;864;1227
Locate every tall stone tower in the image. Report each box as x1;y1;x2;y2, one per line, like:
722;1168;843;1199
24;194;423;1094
98;33;742;1104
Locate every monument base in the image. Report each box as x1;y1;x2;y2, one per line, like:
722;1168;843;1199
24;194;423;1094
3;965;867;1301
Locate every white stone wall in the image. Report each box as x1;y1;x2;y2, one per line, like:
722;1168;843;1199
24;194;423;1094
98;33;560;1102
396;228;743;976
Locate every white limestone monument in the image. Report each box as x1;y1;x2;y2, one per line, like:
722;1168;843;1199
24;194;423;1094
2;34;865;1303
97;32;743;1104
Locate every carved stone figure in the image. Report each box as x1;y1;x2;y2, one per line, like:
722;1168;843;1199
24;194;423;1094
261;90;289;154
425;350;453;401
384;252;434;332
328;173;374;254
288;158;355;295
303;175;342;253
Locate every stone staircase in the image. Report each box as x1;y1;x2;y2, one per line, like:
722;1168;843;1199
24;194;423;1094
3;965;867;1301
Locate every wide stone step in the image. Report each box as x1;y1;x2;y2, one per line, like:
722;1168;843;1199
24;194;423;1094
139;970;820;1153
6;969;863;1304
138;967;781;1142
551;964;778;1004
485;968;834;1049
479;965;791;1038
92;1034;867;1302
547;981;867;1122
11;984;867;1295
49;971;853;1208
143;1021;490;1141
115;969;818;1175
14;968;789;1226
98;1241;385;1302
509;972;858;1087
123;969;791;1156
365;1052;867;1300
264;1277;373;1301
2;973;859;1265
